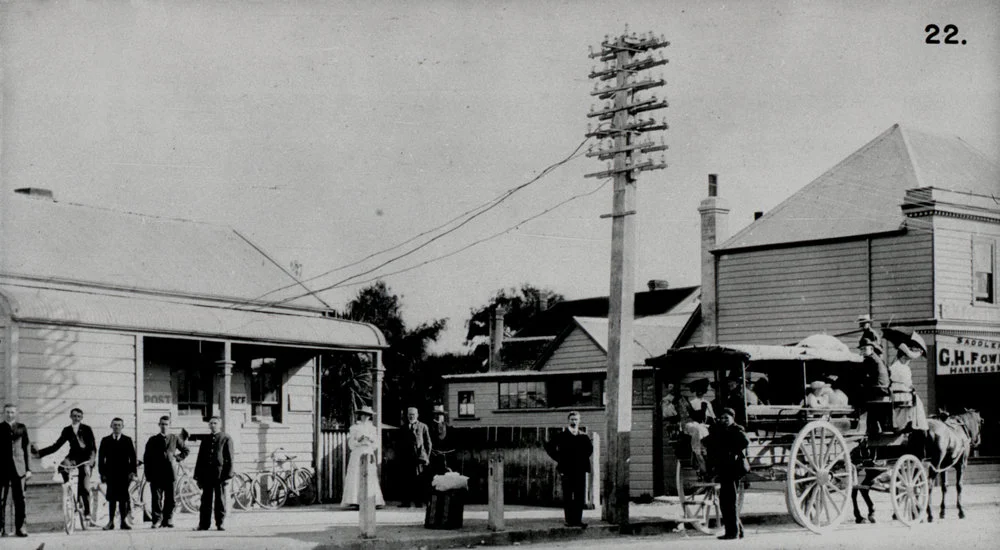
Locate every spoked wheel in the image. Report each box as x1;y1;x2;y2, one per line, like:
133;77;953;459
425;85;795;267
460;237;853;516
77;495;90;531
786;420;853;533
675;461;721;535
63;485;76;535
231;473;254;510
290;469;316;505
254;472;289;510
890;454;928;527
176;476;202;513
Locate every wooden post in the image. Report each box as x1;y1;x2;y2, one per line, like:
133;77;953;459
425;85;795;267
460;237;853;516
314;354;323;501
589;433;601;510
372;351;384;477
487;452;504;531
216;342;234;433
603;36;636;526
359;452;376;538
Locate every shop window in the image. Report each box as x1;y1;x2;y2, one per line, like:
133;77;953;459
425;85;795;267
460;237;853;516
632;375;656;406
250;358;282;423
458;391;475;417
974;239;996;304
176;367;208;418
498;380;547;409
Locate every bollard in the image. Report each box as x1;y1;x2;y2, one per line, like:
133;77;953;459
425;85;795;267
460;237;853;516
487;452;505;531
359;452;376;539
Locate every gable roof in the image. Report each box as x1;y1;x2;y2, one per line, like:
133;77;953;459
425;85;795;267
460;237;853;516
516;285;700;338
720;124;1000;251
1;195;327;310
573;313;695;364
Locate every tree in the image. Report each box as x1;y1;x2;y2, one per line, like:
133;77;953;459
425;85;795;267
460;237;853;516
465;284;564;341
323;281;447;426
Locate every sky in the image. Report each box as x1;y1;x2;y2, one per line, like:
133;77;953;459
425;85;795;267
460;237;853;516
1;0;998;353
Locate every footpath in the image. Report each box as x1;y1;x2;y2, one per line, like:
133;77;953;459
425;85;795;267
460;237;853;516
6;484;999;550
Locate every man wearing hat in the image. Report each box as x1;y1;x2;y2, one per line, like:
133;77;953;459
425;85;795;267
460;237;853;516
429;405;450;475
860;337;891;433
857;314;880;346
707;407;750;540
804;380;832;408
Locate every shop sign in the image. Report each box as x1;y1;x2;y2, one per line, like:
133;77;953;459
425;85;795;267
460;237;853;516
144;393;173;404
937;335;1000;375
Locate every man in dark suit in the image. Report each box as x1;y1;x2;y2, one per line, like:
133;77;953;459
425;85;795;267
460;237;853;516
544;410;593;528
98;417;137;530
399;406;432;508
143;415;189;528
32;407;98;524
193;416;234;531
0;404;31;537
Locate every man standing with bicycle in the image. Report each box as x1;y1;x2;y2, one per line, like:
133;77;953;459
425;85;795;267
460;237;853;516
194;416;234;531
143;416;189;529
31;408;97;526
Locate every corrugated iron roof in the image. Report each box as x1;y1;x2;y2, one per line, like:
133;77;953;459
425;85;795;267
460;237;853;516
574;312;695;363
0;284;386;348
1;196;327;309
720;124;1000;251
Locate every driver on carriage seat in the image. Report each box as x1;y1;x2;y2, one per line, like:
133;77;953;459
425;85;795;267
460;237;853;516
859;337;891;433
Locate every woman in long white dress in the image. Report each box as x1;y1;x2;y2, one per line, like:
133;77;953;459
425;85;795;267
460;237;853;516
889;343;929;431
341;406;385;507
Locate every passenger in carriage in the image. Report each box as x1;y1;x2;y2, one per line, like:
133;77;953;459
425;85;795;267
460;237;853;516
682;378;714;477
750;377;770;406
825;375;850;407
804;380;832;408
888;343;929;431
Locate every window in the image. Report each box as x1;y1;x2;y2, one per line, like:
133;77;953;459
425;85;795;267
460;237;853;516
498;380;547;409
974;239;996;304
458;391;475;417
176;368;208;418
250;358;282;422
632;375;656;406
547;377;604;408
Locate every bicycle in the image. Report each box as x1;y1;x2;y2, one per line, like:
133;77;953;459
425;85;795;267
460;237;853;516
231;472;255;510
129;458;201;519
252;448;315;509
60;459;97;534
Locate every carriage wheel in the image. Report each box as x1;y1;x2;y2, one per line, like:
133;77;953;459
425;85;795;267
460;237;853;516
786;420;853;534
675;461;721;535
890;454;928;527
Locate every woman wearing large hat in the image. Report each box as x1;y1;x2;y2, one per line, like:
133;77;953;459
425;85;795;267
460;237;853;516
341;405;384;508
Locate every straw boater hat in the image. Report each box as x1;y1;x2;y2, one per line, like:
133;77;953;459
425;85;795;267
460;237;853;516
432;404;447;417
857;314;873;326
808;380;828;392
356;405;374;417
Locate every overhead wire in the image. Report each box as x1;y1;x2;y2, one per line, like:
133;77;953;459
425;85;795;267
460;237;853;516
232;135;597;310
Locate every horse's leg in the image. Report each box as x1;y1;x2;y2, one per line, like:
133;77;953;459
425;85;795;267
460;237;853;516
926;469;936;523
852;486;863;523
939;469;948;519
955;460;965;519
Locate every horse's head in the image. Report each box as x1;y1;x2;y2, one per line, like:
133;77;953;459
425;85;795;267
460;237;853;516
953;409;983;448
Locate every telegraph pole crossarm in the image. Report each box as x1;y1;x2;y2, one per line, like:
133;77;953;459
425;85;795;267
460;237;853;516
586;26;669;527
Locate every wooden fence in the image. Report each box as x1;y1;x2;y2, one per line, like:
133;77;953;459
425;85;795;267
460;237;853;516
319;426;600;507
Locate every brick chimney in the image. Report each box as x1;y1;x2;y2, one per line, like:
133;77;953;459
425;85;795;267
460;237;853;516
698;174;730;345
488;306;506;371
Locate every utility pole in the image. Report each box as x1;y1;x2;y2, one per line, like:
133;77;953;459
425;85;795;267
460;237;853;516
585;27;669;526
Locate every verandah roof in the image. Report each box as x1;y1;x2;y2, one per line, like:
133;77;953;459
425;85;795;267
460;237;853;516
0;284;386;349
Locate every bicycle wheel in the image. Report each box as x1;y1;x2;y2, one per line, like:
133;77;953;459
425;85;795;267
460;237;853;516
289;469;316;505
129;478;150;523
231;473;254;510
176;476;202;513
63;485;76;535
77;494;90;531
254;473;288;509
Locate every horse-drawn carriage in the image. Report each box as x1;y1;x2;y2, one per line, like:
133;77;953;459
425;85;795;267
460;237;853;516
646;333;983;535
